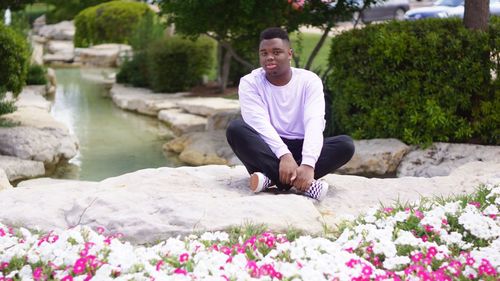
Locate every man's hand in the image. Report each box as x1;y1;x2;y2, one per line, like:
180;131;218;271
279;153;298;185
292;164;314;192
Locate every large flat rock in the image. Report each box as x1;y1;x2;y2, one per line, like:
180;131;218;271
0;155;45;181
110;84;186;116
0;168;12;190
398;142;500;177
77;44;132;67
338;138;409;176
158;109;207;135
0;165;324;244
37;21;74;40
0;162;498;244
176;97;240;117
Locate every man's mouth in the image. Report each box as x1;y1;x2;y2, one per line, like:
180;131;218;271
265;64;277;70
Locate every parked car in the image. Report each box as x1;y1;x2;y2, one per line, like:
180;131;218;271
404;0;500;20
447;0;500;18
352;0;410;23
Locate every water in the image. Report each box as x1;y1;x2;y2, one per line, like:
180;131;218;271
50;68;183;181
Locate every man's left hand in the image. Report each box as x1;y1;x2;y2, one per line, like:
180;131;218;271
292;164;314;192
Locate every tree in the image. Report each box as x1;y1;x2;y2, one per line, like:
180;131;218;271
0;0;36;11
463;0;489;31
157;0;377;91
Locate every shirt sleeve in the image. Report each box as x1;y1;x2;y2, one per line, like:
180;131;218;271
238;77;291;159
301;75;325;168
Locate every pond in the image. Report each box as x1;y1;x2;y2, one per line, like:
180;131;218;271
49;68;183;181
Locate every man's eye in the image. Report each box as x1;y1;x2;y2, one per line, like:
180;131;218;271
260;52;267;57
273;51;281;55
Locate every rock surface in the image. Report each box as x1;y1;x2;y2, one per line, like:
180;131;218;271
37;21;75;40
164;130;240;165
398;142;500;177
177;98;240;117
77;44;132;67
338;139;410;176
0;168;13;190
158;109;207;135
0;162;498;244
0;155;45;182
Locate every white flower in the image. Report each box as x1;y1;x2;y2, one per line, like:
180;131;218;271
383;255;410;270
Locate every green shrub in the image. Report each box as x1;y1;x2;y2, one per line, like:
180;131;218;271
0;23;28;120
44;0;112;24
147;36;214;93
26;64;47;85
74;1;155;48
116;51;150;88
327;18;499;145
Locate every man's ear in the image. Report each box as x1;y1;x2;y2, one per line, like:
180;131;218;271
288;48;293;60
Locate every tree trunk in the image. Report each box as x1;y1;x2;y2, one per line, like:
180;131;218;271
220;48;232;93
464;0;489;31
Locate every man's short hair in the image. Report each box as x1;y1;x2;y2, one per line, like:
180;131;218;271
259;27;290;44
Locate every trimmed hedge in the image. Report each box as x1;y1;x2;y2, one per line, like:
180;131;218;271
0;23;28;119
26;64;47;85
327;18;499;145
0;23;29;96
118;36;214;93
74;1;154;48
148;36;214;92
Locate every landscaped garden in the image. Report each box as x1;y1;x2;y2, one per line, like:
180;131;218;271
1;1;499;280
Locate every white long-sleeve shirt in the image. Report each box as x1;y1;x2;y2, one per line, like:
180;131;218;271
238;67;326;168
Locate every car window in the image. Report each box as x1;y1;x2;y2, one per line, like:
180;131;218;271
434;0;464;7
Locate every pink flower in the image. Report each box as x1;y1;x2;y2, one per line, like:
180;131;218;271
61;275;73;281
173;268;187;275
414;210;424;220
441;219;448;225
179;253;189;263
73;257;89;275
469;202;481;208
362;265;373;276
0;229;5;237
33;267;43;280
346;258;358;268
96;226;105;234
427;246;437;258
384;207;394;214
466;257;475;266
411;252;424;262
155;260;164;271
0;262;9;270
273;271;283;280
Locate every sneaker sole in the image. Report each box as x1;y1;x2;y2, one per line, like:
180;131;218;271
250;173;261;192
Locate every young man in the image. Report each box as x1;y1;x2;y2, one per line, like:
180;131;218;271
226;27;354;201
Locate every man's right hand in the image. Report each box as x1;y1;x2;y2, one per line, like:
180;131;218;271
279;153;298;185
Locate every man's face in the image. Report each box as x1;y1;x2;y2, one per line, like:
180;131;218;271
259;38;292;79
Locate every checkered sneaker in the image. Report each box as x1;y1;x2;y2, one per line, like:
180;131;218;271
303;179;329;201
250;172;273;193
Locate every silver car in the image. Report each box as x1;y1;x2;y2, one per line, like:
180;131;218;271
353;0;411;23
405;0;500;20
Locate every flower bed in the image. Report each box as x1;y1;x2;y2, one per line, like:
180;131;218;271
1;185;499;280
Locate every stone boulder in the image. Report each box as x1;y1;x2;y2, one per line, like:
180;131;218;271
0;155;45;182
37;21;75;40
110;84;186;116
0;168;13;191
46;40;74;55
0;127;78;166
397;142;500;177
176;97;240;117
158;109;207;136
164;130;240;166
77;44;132;67
14;88;51;111
43;53;74;64
2;107;68;131
0;162;498;244
206;110;241;131
337;139;410;176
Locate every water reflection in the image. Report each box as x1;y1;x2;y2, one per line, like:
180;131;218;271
50;68;182;181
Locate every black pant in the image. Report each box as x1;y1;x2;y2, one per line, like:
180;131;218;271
226;119;355;190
